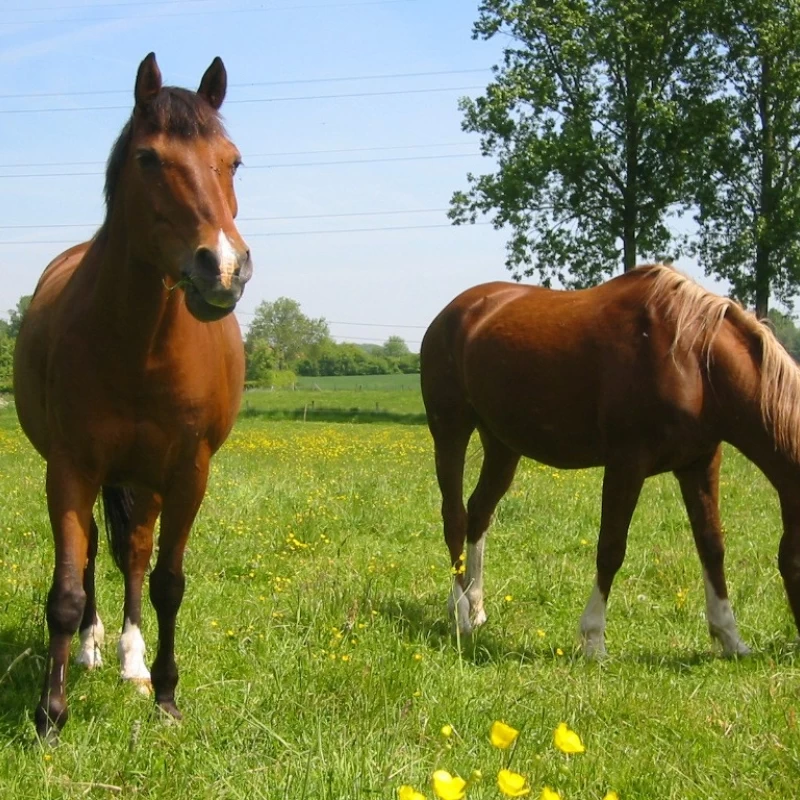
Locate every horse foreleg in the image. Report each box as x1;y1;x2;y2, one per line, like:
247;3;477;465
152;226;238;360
676;448;749;656
579;463;645;659
75;516;104;669
36;460;98;740
148;460;208;721
461;430;520;632
119;490;161;692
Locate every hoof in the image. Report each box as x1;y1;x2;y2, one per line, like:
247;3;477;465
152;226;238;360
710;626;751;658
720;640;751;658
35;706;66;744
579;631;607;661
128;678;153;697
75;649;103;670
470;606;488;629
155;701;183;724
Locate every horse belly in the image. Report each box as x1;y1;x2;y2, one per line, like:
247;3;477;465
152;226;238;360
463;359;606;469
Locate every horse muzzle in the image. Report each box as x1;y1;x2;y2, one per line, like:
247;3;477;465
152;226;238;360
181;241;252;322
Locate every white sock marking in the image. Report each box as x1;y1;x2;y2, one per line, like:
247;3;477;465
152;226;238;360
579;581;607;659
703;572;750;656
76;615;105;669
465;538;487;628
118;619;151;681
448;580;473;636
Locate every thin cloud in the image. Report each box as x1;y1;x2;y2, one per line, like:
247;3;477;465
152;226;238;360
0;18;142;66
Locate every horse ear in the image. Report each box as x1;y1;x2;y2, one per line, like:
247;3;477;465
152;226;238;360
197;57;227;110
134;52;162;109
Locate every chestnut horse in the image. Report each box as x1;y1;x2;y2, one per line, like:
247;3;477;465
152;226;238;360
421;264;800;657
14;53;252;739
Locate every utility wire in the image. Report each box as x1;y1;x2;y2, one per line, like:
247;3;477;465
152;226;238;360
0;207;450;231
0;0;419;27
0;141;475;171
2;0;216;11
0;84;483;115
0;151;481;179
0;69;490;101
0;221;489;246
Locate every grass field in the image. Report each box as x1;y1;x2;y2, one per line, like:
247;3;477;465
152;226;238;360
291;373;422;392
0;388;797;799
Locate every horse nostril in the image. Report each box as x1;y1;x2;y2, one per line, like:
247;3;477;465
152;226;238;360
194;247;220;280
236;249;253;282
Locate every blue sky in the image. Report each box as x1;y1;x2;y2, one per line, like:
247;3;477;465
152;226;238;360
0;0;716;349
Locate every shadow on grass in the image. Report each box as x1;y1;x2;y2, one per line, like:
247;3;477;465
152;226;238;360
376;597;799;674
377;597;554;666
239;405;427;426
0;626;45;742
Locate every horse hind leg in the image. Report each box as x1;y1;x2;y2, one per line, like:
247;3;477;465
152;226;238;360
579;462;646;659
427;403;475;634
461;429;520;631
75;515;105;669
675;448;749;656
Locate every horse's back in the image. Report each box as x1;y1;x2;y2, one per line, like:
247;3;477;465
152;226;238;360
421;268;710;469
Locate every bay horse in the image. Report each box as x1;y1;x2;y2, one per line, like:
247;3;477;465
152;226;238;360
14;53;252;739
421;264;800;657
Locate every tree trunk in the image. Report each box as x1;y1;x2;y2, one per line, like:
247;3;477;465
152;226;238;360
623;49;638;273
755;52;774;319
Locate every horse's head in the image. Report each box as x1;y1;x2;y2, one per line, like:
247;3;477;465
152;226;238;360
109;53;252;322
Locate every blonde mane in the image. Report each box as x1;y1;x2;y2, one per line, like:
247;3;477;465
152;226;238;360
645;264;800;463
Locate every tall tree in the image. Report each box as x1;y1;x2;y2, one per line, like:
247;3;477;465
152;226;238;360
382;335;410;358
450;0;720;286
245;297;330;370
692;0;800;318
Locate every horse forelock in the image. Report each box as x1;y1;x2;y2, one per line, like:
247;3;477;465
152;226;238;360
103;86;226;214
646;264;800;463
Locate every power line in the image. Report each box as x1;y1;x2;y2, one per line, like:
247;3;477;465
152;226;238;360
235;309;427;329
0;0;419;27
0;152;481;179
0;84;483;115
0;207;450;231
0;221;490;246
0;142;475;171
0;69;490;101
2;0;215;11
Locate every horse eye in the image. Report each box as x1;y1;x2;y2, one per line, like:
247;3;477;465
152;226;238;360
136;149;162;170
231;158;242;176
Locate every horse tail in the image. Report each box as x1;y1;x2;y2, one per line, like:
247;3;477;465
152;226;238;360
101;485;135;573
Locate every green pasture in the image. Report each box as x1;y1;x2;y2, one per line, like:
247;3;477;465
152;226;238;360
0;388;796;799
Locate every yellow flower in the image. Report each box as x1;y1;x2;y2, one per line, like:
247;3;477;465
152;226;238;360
441;724;453;739
414;653;423;662
539;788;561;800
602;793;619;800
504;594;513;602
556;648;564;656
497;769;531;797
490;720;520;749
432;770;467;800
553;722;585;754
398;786;427;800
